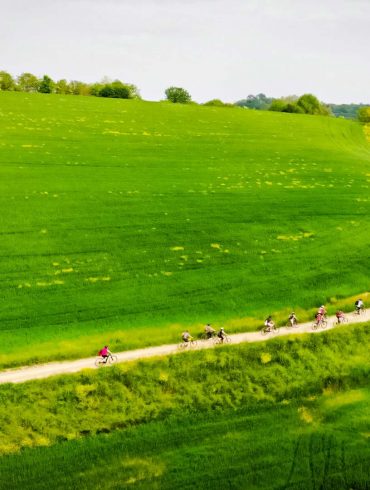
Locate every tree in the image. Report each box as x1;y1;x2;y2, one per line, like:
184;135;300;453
358;106;370;123
100;81;130;99
165;86;191;104
17;72;39;92
54;79;69;94
235;94;273;110
93;80;140;99
38;75;54;94
0;70;15;91
296;93;330;115
269;94;330;116
68;81;91;96
269;99;288;112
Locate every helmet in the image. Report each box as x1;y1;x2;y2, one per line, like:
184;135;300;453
220;327;224;331
321;305;324;308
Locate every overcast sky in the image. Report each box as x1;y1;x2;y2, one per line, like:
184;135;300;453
1;0;369;103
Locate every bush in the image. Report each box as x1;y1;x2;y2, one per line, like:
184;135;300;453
203;99;234;108
96;81;140;99
358;106;370;123
269;94;330;116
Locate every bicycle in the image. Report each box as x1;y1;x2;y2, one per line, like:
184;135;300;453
286;319;299;328
178;339;198;350
312;319;327;330
335;315;348;325
95;353;118;367
213;334;231;345
261;324;279;336
353;307;366;316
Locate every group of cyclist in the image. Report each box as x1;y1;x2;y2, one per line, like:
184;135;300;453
181;324;228;346
263;298;365;333
98;298;366;360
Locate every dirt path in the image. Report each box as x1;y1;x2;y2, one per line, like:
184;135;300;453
0;310;369;384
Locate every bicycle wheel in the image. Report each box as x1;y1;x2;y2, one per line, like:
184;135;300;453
224;335;231;343
261;328;269;336
312;323;318;331
108;355;118;364
321;320;328;329
95;357;103;367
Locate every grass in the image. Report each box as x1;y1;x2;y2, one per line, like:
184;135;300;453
2;399;370;490
0;324;370;488
0;91;370;366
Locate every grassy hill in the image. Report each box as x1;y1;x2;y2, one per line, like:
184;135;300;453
0;92;369;366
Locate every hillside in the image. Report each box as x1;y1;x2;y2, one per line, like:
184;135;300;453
0;92;369;367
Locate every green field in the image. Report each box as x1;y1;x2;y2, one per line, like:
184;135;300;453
2;394;370;490
0;91;369;367
0;323;369;488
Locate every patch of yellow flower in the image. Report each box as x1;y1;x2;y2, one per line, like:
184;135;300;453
85;276;111;283
260;352;272;364
298;406;313;424
277;231;314;241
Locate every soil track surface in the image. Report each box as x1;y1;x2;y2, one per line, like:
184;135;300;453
1;310;369;384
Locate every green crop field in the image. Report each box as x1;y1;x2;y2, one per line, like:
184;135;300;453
2;393;370;490
0;91;369;367
0;323;370;489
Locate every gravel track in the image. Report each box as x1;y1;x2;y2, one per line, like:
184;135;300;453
0;310;368;384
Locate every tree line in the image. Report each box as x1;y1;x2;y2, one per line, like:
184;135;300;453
1;70;369;120
0;70;140;99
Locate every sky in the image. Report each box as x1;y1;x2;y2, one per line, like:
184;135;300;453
1;0;369;103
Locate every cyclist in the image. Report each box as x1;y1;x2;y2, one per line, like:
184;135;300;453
264;316;275;332
288;312;298;327
318;305;327;318
355;299;364;314
98;345;111;364
335;310;345;324
314;312;324;327
217;327;227;343
204;323;216;339
181;330;193;344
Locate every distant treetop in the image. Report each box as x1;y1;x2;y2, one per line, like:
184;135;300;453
0;69;140;100
165;87;192;104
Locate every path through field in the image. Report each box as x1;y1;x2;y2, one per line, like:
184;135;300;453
1;310;369;384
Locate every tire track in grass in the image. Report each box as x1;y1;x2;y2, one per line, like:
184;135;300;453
341;440;348;489
308;433;317;490
283;435;303;489
321;434;332;490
